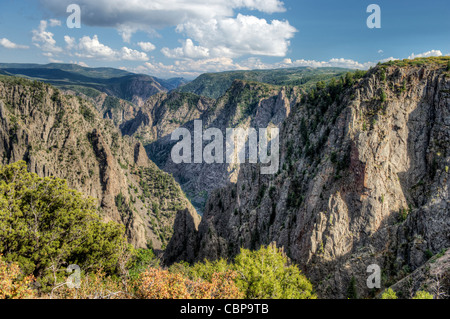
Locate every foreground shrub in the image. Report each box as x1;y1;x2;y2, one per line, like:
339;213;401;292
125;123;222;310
0;161;132;291
413;291;434;299
169;243;317;299
134;268;243;299
381;288;398;299
233;244;316;299
0;255;35;299
49;270;129;299
128;248;160;280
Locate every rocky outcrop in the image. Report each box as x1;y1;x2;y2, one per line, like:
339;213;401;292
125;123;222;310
164;208;201;264
121;92;215;145
387;248;449;299
165;60;450;298
0;77;197;250
147;80;301;213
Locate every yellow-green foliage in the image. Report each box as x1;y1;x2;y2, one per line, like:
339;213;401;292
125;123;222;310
381;288;398;299
170;243;317;299
0;161;132;291
381;56;450;69
233;244;316;299
413;291;433;299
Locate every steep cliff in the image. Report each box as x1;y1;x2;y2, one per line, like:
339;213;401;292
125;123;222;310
121;91;215;145
165;58;450;298
146;80;301;212
0;75;198;250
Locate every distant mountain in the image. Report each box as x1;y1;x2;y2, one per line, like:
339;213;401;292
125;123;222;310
0;63;131;79
159;77;190;91
0;63;188;106
177;67;352;99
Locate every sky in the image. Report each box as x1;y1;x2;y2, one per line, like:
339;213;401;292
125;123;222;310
0;0;449;79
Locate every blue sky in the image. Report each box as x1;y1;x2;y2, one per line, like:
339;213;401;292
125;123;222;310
0;0;449;79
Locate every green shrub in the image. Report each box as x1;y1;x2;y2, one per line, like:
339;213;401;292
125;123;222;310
413;291;433;299
129;248;160;280
381;288;398;299
0;161;132;291
380;89;387;102
347;277;358;299
233;244;316;299
170;244;316;299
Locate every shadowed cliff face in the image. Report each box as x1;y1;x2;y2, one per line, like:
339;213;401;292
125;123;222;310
165;62;450;298
0;77;197;250
145;80;301;213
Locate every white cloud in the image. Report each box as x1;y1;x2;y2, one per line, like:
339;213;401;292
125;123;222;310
70;35;149;61
0;38;29;49
41;0;286;29
137;41;156;52
49;58;63;63
120;47;149;61
175;14;296;58
408;50;442;59
40;0;293;56
162;39;210;59
231;0;285;13
64;35;76;50
76;35;117;59
136;57;246;78
379;57;398;63
240;57;376;70
49;19;62;27
32;20;63;54
69;60;89;67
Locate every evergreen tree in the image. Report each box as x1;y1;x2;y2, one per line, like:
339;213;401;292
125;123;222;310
0;161;132;290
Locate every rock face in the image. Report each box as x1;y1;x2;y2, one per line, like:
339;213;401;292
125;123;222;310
388;249;450;299
121;91;216;146
164;208;201;264
146;80;301;212
0;77;197;250
165;61;450;298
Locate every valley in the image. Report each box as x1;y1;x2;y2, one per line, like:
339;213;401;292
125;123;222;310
0;57;449;299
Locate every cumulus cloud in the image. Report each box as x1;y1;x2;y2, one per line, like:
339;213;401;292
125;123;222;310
231;0;285;13
240;57;376;70
64;35;76;50
68;35;149;61
48;58;63;63
120;46;149;61
40;0;294;57
76;35;117;59
70;60;89;67
379;57;398;63
175;14;297;58
162;39;210;59
41;0;286;28
49;19;62;27
408;50;442;59
32;20;63;54
135;57;246;78
137;42;156;52
0;38;29;49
